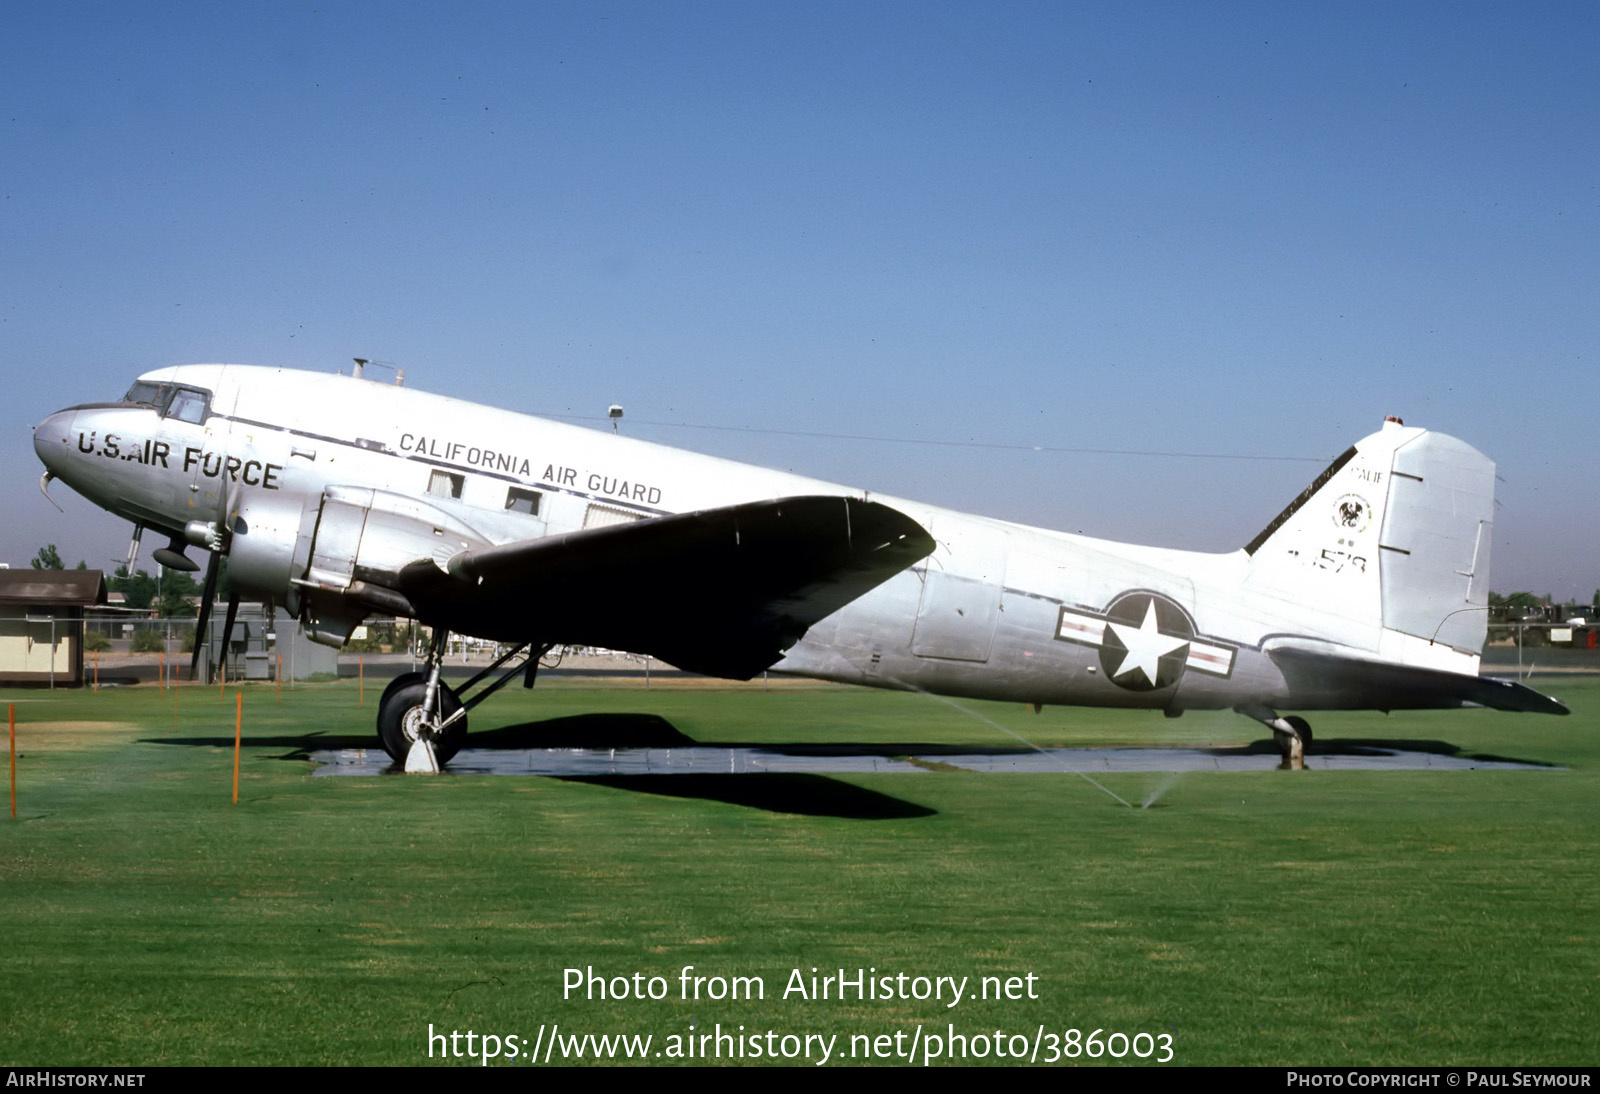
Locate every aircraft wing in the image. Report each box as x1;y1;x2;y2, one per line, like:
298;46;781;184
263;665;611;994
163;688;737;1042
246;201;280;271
1269;646;1569;715
393;495;935;678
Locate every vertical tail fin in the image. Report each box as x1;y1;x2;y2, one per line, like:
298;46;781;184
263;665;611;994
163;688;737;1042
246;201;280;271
1245;418;1493;667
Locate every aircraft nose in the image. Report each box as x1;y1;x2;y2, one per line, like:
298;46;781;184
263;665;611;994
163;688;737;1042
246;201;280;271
33;409;75;474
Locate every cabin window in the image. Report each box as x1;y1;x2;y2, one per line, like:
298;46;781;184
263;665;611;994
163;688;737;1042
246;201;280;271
427;470;464;499
583;503;643;529
505;487;542;516
163;387;210;425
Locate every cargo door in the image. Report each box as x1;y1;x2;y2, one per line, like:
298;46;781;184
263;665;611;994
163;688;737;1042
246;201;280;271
911;518;1009;662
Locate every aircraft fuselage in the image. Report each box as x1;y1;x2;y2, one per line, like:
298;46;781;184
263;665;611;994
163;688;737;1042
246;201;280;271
33;364;1512;720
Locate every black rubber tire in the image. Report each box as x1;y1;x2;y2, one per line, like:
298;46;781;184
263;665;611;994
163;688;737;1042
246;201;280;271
376;678;467;765
379;671;425;710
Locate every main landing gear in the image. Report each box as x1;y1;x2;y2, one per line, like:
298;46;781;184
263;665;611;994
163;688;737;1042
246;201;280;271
1237;704;1314;767
375;629;551;772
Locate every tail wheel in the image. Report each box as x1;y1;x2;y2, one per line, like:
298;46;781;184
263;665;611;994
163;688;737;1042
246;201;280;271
1277;715;1314;758
377;678;467;765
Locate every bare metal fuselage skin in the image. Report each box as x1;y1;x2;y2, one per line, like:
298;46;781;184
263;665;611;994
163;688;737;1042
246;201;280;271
35;364;1502;715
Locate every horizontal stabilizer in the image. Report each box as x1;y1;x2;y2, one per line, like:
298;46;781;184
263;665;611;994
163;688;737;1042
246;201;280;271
1270;646;1569;715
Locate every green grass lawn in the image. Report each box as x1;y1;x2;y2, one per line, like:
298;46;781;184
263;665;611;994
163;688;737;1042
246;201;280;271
0;675;1595;1066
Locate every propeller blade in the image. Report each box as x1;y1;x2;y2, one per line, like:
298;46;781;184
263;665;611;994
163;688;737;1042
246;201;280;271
187;482;244;682
189;550;222;681
218;595;240;685
221;480;242;536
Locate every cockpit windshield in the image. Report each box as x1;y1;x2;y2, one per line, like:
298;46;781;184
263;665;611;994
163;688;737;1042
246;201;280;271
123;381;164;406
121;381;211;424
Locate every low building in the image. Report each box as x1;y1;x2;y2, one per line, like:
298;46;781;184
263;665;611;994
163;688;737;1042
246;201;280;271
0;570;108;686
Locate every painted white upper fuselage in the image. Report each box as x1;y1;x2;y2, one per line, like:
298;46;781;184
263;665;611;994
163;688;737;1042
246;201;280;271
36;364;1485;711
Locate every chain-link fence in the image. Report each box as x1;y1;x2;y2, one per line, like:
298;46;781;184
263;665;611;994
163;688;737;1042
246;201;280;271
21;613;1600;688
1482;622;1600;675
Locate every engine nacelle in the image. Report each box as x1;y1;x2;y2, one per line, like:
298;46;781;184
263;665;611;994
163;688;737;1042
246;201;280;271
306;485;492;589
227;485;493;648
227;491;317;611
305;486;495;647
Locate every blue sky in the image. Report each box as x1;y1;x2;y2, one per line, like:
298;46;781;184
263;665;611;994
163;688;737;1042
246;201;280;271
4;2;1596;599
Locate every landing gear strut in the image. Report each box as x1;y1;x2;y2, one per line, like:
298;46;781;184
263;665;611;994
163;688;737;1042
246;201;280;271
1275;716;1313;761
373;632;551;771
1237;704;1314;766
377;629;466;770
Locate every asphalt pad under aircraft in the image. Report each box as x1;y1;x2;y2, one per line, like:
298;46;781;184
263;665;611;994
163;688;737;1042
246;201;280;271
309;744;1554;776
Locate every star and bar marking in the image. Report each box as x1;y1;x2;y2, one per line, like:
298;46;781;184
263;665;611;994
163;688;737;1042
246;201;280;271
1055;592;1235;691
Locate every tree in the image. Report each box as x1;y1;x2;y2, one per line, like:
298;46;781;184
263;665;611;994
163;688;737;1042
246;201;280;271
110;566;158;611
30;544;63;570
108;564;204;617
158;570;201;619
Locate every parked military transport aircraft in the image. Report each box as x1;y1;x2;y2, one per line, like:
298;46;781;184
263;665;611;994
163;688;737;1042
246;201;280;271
33;364;1565;771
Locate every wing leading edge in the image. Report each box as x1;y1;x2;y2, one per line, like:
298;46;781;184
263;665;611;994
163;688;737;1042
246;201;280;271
395;495;935;678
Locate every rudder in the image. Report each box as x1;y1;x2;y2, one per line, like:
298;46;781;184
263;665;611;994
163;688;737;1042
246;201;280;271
1377;430;1494;654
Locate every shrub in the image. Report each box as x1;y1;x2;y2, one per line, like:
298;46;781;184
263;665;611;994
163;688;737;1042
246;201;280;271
130;630;166;653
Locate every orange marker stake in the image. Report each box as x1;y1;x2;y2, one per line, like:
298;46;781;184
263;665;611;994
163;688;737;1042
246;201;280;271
9;704;16;820
232;692;242;804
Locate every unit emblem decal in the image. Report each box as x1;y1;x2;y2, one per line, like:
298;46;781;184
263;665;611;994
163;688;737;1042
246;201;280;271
1333;494;1371;533
1055;592;1235;691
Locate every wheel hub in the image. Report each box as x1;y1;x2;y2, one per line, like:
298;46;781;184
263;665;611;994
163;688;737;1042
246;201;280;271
400;704;433;744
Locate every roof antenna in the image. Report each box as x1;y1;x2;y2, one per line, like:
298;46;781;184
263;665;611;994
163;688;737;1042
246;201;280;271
352;358;404;385
608;404;624;434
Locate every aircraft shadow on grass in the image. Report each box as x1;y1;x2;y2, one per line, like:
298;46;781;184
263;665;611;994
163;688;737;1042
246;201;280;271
142;712;940;820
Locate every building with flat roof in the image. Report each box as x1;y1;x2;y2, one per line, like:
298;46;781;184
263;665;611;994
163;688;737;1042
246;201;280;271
0;569;107;686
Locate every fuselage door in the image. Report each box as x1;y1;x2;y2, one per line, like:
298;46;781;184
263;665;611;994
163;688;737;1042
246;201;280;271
911;517;1009;662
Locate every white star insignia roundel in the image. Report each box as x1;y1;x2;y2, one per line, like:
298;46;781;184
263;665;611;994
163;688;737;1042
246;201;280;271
1055;592;1235;692
1105;600;1191;686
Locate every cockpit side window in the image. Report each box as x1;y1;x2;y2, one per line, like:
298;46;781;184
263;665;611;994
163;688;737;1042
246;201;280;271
163;387;211;425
